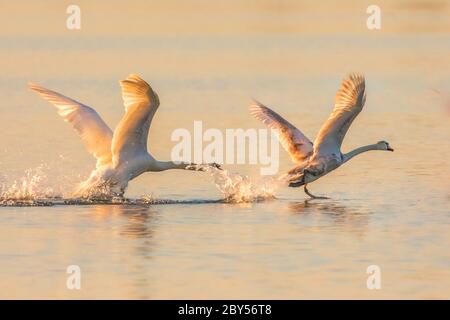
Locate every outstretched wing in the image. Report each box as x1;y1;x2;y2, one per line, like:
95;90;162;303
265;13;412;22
111;74;160;166
28;82;113;167
313;73;366;156
249;100;313;163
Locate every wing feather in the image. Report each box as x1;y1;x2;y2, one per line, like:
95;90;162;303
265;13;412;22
28;82;113;167
111;74;159;166
249;100;313;163
313;73;366;156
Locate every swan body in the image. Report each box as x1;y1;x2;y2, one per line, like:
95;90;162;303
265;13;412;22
29;74;203;198
250;73;394;198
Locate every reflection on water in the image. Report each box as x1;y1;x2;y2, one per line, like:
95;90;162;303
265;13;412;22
94;205;157;239
0;193;449;299
91;205;159;299
289;199;370;217
289;200;371;236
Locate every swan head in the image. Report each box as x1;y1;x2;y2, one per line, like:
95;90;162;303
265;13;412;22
377;140;394;152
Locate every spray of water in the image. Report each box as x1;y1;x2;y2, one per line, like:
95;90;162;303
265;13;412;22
188;164;281;203
0;164;283;206
0;165;57;206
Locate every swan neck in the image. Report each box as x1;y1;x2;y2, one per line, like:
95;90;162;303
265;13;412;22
152;161;191;171
343;144;379;163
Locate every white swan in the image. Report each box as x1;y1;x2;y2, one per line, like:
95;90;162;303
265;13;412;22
29;74;215;198
250;73;394;199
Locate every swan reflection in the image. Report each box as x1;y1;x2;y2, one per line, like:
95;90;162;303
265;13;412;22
288;200;371;235
94;204;157;238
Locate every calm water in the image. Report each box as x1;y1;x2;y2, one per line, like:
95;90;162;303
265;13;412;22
0;1;449;299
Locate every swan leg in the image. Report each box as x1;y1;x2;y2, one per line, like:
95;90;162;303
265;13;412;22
304;185;329;199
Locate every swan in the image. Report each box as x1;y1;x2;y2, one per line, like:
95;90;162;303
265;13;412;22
250;73;393;199
29;74;217;198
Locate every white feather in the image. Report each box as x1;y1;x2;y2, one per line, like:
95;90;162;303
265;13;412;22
29;74;189;198
249;100;313;163
28;82;113;168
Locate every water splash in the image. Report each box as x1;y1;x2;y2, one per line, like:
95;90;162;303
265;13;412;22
0;165;57;205
0;164;282;207
189;164;280;203
73;181;121;200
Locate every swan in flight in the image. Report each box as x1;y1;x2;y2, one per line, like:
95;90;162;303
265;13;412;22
29;74;216;198
250;73;393;199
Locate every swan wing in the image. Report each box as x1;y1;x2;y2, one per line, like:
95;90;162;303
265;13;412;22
249;100;313;163
28;82;113;167
112;74;159;166
313;73;366;156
